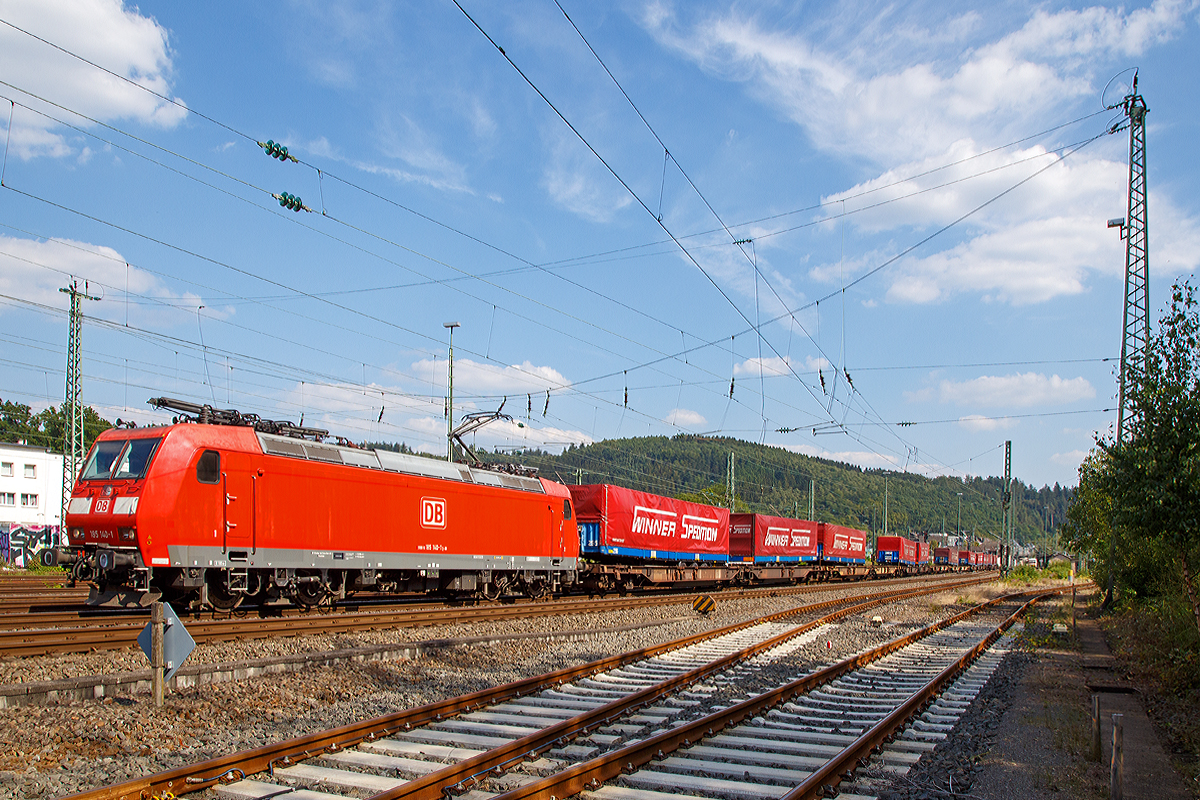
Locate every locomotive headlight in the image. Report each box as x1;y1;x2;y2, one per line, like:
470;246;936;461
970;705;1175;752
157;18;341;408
68;528;84;544
119;528;136;542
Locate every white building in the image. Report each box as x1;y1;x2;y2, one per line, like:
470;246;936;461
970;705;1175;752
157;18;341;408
1;442;65;565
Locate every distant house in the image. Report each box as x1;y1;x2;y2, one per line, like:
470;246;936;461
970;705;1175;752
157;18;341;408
0;442;64;566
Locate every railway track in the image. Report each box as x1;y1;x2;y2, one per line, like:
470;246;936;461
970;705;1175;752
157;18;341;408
60;574;1018;800
0;574;984;658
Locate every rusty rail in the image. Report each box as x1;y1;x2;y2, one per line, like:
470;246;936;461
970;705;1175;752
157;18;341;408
0;573;981;657
58;575;995;800
481;583;1079;800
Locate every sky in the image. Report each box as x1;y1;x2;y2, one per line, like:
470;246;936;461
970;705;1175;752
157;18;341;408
1;0;1198;492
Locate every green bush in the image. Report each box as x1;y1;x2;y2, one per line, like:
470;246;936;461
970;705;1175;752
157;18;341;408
1009;564;1039;582
1045;561;1073;580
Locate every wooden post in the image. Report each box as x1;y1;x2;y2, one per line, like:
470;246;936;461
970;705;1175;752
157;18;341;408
1072;585;1077;633
1091;695;1101;762
1111;713;1124;800
151;600;164;708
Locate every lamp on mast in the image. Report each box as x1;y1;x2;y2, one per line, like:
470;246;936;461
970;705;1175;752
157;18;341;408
444;322;460;462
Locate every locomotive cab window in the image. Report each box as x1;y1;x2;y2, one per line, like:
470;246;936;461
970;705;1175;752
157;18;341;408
196;450;220;484
112;438;162;480
563;498;572;520
81;440;127;480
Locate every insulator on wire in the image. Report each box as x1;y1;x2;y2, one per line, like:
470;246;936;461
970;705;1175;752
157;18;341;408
261;140;296;162
275;192;306;212
543;390;549;417
624;371;628;407
819;369;826;394
527;393;532;416
729;377;735;398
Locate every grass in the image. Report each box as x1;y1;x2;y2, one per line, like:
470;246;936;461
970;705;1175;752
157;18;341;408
3;562;68;576
1102;594;1200;784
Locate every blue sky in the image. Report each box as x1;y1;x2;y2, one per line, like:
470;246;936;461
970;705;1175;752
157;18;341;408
1;0;1198;490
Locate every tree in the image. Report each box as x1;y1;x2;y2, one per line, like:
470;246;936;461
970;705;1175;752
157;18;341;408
1075;280;1200;633
0;399;40;445
0;400;112;454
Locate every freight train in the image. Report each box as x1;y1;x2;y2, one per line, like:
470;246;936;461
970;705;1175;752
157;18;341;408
44;398;993;609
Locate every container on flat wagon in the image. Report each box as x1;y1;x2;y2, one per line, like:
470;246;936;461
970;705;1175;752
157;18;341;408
875;535;917;565
934;546;952;565
958;549;971;566
569;484;729;562
730;513;819;563
917;541;931;565
818;522;867;564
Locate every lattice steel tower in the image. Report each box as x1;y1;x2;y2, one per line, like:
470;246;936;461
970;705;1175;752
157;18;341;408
59;280;99;531
1115;74;1149;443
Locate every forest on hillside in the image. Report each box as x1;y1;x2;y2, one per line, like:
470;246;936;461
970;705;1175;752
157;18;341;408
476;434;1069;548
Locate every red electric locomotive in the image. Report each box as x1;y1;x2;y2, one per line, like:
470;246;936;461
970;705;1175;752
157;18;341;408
49;398;578;608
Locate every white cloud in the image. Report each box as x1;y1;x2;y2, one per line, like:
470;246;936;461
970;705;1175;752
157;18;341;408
957;414;1018;432
542;127;632;223
938;372;1095;408
665;408;706;427
643;1;1189;165
734;354;829;377
0;0;186;159
0;234;202;325
1051;449;1090;468
646;2;1200;307
411;357;570;395
821;146;1200;305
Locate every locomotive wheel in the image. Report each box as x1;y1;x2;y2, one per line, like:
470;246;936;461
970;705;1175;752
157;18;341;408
208;581;243;612
523;579;550;600
293;581;327;609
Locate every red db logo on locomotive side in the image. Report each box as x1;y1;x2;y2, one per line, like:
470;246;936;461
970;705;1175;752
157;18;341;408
421;497;447;529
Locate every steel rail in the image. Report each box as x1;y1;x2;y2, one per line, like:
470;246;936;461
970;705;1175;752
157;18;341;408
0;574;981;657
479;583;1078;800
782;585;1083;800
59;575;996;800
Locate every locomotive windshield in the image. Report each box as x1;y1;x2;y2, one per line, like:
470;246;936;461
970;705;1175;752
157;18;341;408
80;437;163;481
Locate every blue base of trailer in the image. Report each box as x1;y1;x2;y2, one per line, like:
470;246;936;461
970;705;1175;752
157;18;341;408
821;556;867;565
582;545;728;563
753;555;816;563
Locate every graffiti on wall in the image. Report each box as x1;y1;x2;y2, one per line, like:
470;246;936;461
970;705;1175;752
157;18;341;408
0;524;60;567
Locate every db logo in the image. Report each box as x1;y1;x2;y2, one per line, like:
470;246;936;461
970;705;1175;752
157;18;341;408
420;497;446;529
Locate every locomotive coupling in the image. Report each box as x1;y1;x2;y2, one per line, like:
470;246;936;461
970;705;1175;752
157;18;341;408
96;548;138;571
40;547;81;568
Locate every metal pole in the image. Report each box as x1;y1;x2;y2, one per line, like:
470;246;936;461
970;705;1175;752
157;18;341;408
1111;713;1124;800
1110;76;1149;605
883;477;888;536
151;601;164;707
957;492;962;543
444;322;460;462
727;452;735;511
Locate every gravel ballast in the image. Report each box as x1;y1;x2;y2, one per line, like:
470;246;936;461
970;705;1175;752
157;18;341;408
0;578;1006;800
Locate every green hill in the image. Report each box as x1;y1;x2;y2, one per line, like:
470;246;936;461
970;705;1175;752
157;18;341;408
476;434;1068;548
